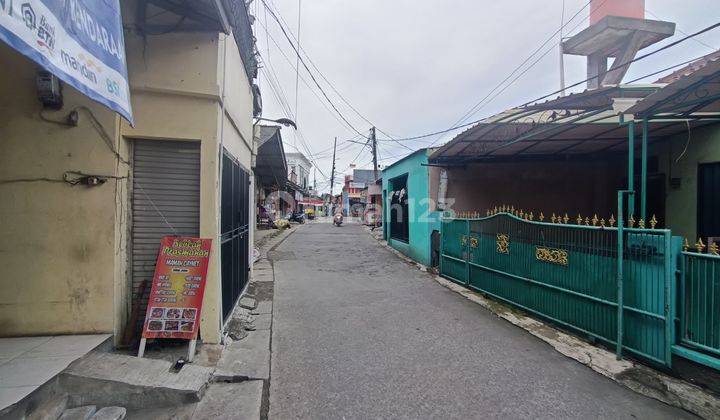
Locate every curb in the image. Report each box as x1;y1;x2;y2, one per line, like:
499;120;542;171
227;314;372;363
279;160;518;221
365;227;720;419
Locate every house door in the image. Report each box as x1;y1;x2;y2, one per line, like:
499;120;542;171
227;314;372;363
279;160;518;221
130;140;201;333
698;162;720;241
221;151;251;321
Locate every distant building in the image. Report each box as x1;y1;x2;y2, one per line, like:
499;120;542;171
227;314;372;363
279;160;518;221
286;153;312;192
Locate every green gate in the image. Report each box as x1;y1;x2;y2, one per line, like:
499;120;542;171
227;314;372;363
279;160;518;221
674;249;720;369
440;211;679;367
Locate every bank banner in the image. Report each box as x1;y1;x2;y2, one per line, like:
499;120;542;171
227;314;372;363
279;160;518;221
0;0;133;123
142;237;212;340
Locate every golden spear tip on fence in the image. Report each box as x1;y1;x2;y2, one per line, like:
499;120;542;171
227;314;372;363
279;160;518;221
683;238;690;252
650;215;658;229
584;216;590;226
710;242;719;256
600;218;606;227
592;214;599;226
539;212;545;222
609;214;616;227
629;215;636;228
563;213;569;224
696;238;706;253
577;214;583;225
511;205;515;213
638;218;646;229
551;213;557;223
529;212;534;221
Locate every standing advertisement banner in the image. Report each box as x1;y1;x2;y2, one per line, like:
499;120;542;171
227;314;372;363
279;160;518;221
141;237;212;343
0;0;133;123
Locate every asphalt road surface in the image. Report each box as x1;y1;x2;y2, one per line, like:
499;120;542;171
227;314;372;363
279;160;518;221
268;221;693;419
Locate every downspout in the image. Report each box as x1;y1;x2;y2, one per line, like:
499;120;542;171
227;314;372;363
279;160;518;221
217;33;229;338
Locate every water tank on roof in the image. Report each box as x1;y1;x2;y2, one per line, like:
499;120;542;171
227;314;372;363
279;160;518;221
590;0;644;25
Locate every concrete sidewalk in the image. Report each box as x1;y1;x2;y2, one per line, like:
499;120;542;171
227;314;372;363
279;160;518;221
268;222;694;419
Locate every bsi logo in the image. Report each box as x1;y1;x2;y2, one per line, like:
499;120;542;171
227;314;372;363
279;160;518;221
21;2;35;30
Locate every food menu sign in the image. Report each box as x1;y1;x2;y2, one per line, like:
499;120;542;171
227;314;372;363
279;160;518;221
142;237;212;340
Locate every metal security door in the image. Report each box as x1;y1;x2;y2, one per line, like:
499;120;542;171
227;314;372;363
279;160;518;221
221;151;250;321
698;163;720;240
131;140;201;332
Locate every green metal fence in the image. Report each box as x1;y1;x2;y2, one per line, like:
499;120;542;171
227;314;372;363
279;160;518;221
440;212;678;367
675;251;720;368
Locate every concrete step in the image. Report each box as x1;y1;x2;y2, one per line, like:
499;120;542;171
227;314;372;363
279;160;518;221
60;353;213;410
191;382;263;420
213;330;270;382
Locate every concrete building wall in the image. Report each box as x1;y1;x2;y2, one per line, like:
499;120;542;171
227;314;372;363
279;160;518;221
382;150;441;267
0;43;124;337
121;27;255;344
652;124;720;241
0;1;257;344
443;159;625;219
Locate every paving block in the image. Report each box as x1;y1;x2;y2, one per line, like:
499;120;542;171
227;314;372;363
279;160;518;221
251;314;272;331
251;273;274;283
90;406;126;420
192;381;262;420
252;300;272;315
59;405;97;420
238;296;257;310
213;330;270;381
60;353;213;409
124;404;196;420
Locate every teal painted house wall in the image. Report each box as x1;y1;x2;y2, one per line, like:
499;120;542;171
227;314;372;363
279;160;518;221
382;149;441;267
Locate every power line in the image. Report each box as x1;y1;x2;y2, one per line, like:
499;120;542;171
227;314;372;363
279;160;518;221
259;47;333;175
426;0;597;147
260;65;331;180
261;0;370;139
264;0;400;142
645;9;718;51
373;20;720;145
257;18;363;137
294;0;302;121
518;21;720;107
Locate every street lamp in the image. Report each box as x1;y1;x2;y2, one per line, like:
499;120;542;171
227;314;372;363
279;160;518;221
254;117;297;130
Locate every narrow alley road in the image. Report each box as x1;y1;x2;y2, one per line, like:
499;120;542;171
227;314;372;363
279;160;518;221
268;222;692;419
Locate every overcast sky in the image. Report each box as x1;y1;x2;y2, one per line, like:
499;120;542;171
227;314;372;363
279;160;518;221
252;0;719;193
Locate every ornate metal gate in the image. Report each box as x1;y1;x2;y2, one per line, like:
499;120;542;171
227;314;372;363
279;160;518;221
440;209;678;367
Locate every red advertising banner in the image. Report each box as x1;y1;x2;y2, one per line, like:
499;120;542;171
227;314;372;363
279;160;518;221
142;237;212;340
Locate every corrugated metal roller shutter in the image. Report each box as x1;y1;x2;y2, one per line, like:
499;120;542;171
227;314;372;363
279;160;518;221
131;140;201;333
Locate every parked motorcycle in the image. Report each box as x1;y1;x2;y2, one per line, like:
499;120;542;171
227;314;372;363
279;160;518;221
286;211;306;224
333;213;343;227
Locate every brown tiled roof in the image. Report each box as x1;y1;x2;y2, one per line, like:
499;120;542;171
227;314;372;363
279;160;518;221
655;49;720;84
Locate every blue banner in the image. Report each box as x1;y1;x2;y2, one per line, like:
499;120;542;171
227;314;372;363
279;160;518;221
0;0;133;123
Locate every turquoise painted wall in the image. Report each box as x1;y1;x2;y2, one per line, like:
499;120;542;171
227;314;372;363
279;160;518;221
382;149;441;267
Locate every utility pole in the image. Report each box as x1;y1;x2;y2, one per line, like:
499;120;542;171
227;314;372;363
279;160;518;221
313;166;316;193
329;136;337;197
559;0;567;97
370;127;378;181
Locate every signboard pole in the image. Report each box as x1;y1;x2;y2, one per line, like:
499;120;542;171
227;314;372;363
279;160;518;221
188;339;197;363
137;338;147;358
